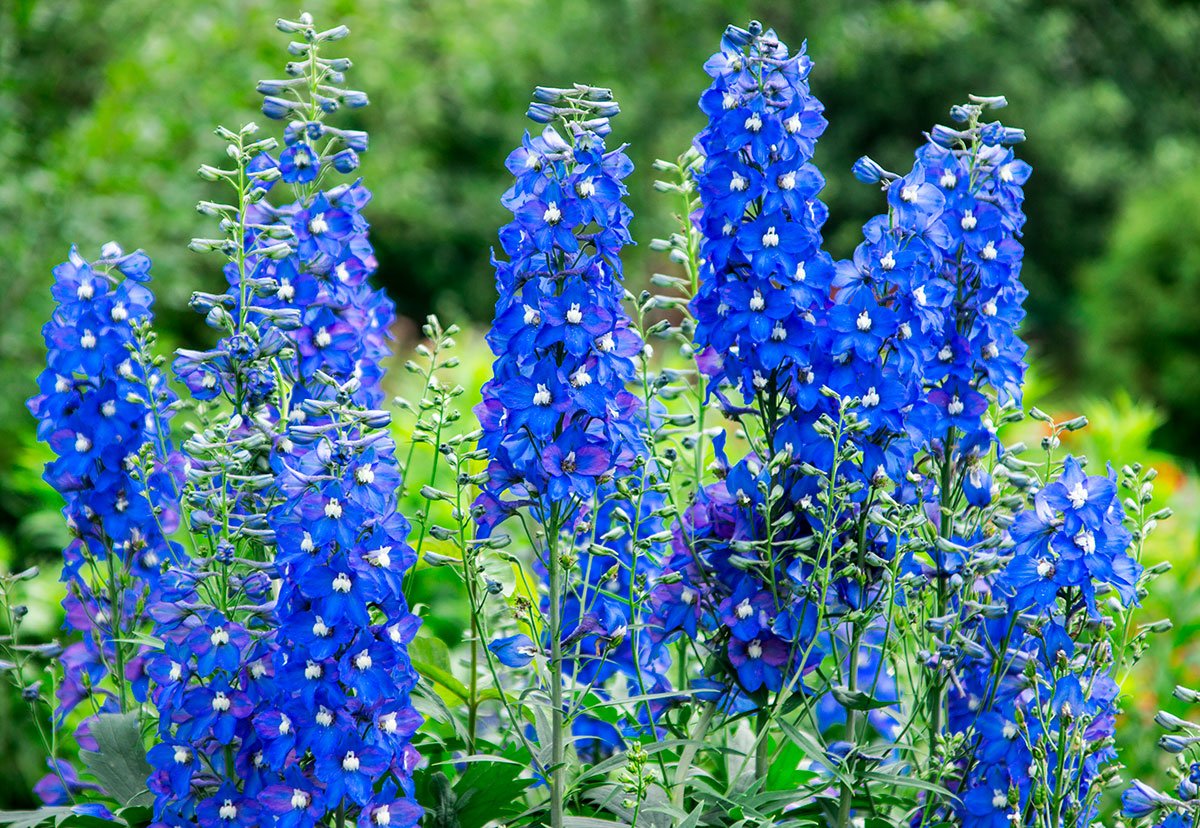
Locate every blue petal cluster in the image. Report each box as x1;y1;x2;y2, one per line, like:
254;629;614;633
27;244;181;797
690;22;835;400
264;406;423;827
474;86;644;532
943;457;1138;826
146;17;421;827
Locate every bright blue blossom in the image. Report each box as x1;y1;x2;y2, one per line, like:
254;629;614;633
28;243;181;799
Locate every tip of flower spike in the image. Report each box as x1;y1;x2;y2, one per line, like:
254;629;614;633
527;83;620;129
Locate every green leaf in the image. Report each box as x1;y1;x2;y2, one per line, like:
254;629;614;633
78;712;154;808
452;759;531;828
0;808;73;828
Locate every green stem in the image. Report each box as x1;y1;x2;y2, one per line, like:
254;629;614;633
548;518;565;828
754;706;770;785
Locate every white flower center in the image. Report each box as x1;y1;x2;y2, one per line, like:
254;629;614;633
1074;530;1095;555
571;369;591;387
744;112;762;132
356;466;375;485
314;327;332;348
210;627;229;647
81;330;97;349
778;172;796;190
532;384;552;405
324;499;343;519
880;250;896;271
1002;721;1017;740
77;282;94;300
960;210;977;230
278;715;292;734
316;707;333;726
749;290;765;311
856;310;872;332
981;241;998;261
111;303;128;322
565;303;582;324
1068;482;1089;509
374;806;392;825
730;173;747;192
523;304;540;325
219;801;238;820
761;226;780;248
309;215;329;235
771;322;786;341
735;599;753;619
212;692;230;712
681;587;696;605
914;285;927;306
938;345;954;362
991;791;1007;810
1036;559;1055;578
278;281;295;301
355;650;373;670
577;178;595;198
313;617;330;637
784;113;801;133
332;572;352;593
940;171;958;189
543;202;562;224
982;300;997;316
900;184;919;203
947;394;965;416
75;433;92;453
291;789;309;810
862;386;880;407
747;639;763;659
174;746;191;764
342;751;360;772
596;333;615;352
305;661;323;680
301;532;314;553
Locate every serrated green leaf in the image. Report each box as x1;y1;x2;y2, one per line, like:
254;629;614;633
0;807;73;828
78;712;153;808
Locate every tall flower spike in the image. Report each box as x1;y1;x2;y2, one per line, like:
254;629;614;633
690;21;836;401
148;14;421;827
475;83;648;827
27;243;181;801
475;83;644;532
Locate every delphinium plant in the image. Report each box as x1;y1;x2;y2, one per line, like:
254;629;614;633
1;11;1185;828
7;13;423;828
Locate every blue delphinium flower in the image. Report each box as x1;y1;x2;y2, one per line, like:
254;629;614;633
266;397;423;826
690;21;835;401
475;85;643;532
1001;456;1138;614
847;97;1032;481
147;15;420;827
27;243;181;799
474;84;663;816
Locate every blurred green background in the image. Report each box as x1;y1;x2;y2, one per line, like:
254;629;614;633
3;0;1200;813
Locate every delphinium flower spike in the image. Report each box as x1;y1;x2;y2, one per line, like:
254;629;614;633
475;82;650;825
147;14;421;827
27;242;181;802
